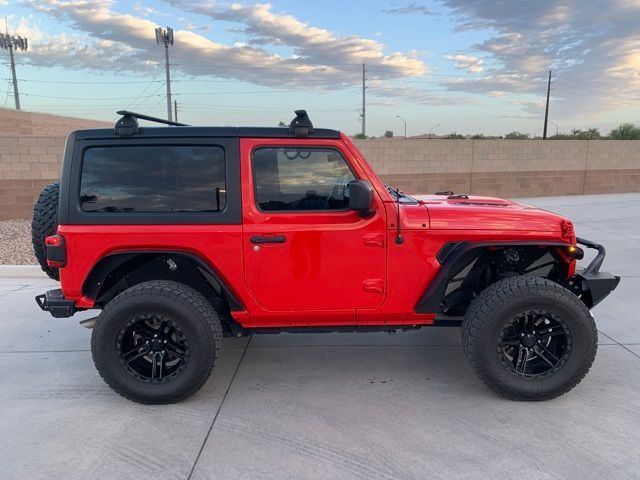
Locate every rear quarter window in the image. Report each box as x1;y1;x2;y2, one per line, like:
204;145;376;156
80;145;226;213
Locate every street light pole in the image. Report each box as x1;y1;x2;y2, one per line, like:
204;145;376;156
428;123;440;139
155;26;174;122
396;115;407;139
0;29;28;110
549;120;559;136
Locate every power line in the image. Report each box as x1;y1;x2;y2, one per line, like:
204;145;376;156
554;81;639;101
127;66;165;110
2;91;165;101
5;59;546;78
8;78;165;85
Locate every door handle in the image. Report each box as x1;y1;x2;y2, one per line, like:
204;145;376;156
250;235;287;244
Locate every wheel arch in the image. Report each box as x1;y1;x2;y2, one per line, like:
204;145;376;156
415;241;575;315
83;250;244;312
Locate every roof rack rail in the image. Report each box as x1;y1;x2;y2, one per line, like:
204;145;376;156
114;110;188;137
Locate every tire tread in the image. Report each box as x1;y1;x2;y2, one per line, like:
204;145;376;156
91;280;223;404
462;276;597;401
31;182;60;280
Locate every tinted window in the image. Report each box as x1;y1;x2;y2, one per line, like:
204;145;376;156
253;147;355;211
80;145;226;213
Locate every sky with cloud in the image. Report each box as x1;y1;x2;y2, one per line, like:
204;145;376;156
1;0;639;136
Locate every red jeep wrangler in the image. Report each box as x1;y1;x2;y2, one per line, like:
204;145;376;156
33;110;619;404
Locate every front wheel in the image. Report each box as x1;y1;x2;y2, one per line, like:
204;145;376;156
91;281;223;404
462;276;597;401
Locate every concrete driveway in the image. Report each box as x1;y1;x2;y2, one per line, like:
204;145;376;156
1;193;639;480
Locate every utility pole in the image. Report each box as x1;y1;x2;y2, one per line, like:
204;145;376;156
0;20;28;110
174;100;178;123
361;63;367;137
155;26;174;122
543;70;552;140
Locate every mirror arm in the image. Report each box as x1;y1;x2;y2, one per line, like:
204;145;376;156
358;207;375;219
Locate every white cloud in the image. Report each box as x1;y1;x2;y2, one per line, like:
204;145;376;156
165;1;426;78
18;0;428;103
440;0;640;117
383;4;435;16
445;54;484;73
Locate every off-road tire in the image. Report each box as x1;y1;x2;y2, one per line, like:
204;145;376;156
462;276;597;401
91;280;223;404
31;182;60;280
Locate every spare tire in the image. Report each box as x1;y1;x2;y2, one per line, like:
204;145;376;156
31;182;60;280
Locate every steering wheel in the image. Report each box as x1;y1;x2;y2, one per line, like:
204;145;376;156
283;150;312;160
292;190;328;210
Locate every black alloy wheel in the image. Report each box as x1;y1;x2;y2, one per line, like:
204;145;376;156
499;310;571;378
462;276;598;401
92;280;222;404
116;314;189;382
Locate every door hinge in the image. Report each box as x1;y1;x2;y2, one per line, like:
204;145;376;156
362;278;385;294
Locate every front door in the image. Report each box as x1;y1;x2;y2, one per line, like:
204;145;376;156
241;139;387;313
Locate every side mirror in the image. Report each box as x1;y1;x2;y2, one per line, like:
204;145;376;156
348;179;374;217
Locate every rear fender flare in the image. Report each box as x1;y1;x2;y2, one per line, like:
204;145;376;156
82;250;244;311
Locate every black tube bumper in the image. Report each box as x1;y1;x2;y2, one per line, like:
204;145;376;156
35;289;76;318
567;237;621;307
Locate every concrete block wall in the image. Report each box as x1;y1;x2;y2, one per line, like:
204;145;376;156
0;107;110;136
0;136;65;220
1;133;639;220
353;138;640;199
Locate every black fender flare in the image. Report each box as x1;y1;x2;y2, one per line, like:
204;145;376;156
414;240;570;314
82;250;244;311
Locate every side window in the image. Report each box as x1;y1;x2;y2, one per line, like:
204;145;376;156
80;145;226;213
253;147;356;211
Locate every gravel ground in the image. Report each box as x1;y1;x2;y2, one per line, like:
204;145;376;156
0;219;38;265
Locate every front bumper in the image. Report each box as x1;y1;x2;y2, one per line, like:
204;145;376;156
35;288;76;318
565;237;620;307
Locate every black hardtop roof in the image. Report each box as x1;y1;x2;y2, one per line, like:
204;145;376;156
74;126;341;140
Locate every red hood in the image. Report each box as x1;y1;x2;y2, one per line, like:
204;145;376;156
413;194;568;232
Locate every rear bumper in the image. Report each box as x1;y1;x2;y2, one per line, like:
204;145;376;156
567;237;621;307
35;289;76;318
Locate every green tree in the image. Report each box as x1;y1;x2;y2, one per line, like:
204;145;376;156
505;131;530;139
384;130;394;138
353;133;368;139
471;133;485;139
586;127;601;139
609;123;640;140
278;121;287;127
447;132;464;139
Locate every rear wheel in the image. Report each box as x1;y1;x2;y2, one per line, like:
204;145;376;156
91;280;223;404
31;182;60;280
462;276;597;401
